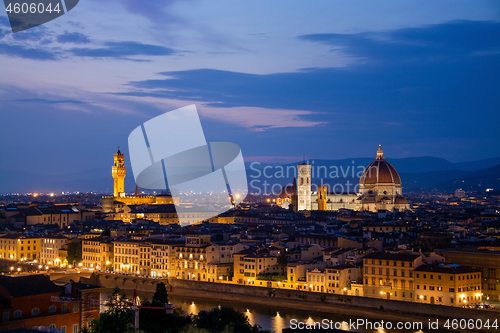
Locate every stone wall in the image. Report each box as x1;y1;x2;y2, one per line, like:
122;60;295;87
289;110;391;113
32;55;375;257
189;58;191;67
89;272;170;293
86;273;496;321
169;279;497;321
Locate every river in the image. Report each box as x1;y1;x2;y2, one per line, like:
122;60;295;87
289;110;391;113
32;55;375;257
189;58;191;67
100;288;468;333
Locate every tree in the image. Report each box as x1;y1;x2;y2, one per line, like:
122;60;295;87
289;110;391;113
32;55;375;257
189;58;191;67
192;306;270;333
277;252;288;268
67;239;82;265
152;282;169;306
139;283;190;333
88;286;133;333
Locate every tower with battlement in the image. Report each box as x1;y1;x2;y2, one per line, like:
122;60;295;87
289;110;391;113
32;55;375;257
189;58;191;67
112;147;126;197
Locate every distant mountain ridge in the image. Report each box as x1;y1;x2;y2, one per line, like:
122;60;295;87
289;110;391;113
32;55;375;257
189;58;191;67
1;156;499;193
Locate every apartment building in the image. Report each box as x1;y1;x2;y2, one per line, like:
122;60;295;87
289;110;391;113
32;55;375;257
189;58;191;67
113;239;144;274
0;234;41;261
363;252;423;302
326;264;361;294
307;268;326;292
40;235;67;266
234;251;284;285
414;264;482;307
82;237;114;270
173;235;210;280
150;239;181;278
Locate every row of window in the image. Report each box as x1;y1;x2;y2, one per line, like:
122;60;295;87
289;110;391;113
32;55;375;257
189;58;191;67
366;260;413;267
366;278;413;289
366;267;413;277
5;304;69;321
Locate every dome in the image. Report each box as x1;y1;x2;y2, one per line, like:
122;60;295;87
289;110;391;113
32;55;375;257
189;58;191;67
359;145;401;185
278;184;293;198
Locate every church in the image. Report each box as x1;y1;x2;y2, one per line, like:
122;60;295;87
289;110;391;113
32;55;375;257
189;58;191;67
277;145;410;212
101;148;176;213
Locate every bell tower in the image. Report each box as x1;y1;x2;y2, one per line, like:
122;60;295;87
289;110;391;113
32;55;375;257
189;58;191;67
112;147;126;197
297;162;312;211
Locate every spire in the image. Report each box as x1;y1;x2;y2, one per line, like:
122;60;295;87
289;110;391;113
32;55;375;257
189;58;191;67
117;145;122;154
376;144;384;160
134;184;140;196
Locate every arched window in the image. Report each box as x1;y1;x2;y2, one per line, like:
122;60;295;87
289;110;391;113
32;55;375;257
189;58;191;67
31;307;40;315
49;324;56;328
13;310;22;318
49;305;56;313
86;315;95;327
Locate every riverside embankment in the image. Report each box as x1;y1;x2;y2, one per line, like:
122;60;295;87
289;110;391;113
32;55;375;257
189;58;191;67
70;272;499;331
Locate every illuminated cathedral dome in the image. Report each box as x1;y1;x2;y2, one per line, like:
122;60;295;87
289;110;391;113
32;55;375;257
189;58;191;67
358;145;409;212
359;144;401;186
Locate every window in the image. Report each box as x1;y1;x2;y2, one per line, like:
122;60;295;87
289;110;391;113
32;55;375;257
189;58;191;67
73;324;79;333
49;305;56;313
61;326;67;333
13;310;22;318
86;315;95;327
3;312;9;322
62;304;67;313
49;324;56;329
31;308;40;315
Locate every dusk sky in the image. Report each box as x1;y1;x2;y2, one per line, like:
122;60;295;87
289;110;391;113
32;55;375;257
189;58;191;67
1;0;499;185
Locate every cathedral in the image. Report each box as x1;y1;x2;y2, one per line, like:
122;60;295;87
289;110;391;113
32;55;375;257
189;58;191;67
277;145;410;212
101;148;176;213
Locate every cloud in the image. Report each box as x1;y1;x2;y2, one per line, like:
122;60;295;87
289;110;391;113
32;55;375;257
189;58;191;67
111;20;499;146
70;41;177;58
57;31;91;44
299;20;500;64
116;0;187;24
12;98;85;104
198;105;327;131
0;43;59;60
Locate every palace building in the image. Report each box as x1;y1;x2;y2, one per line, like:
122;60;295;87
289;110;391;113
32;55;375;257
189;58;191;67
101;148;176;213
279;145;410;212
